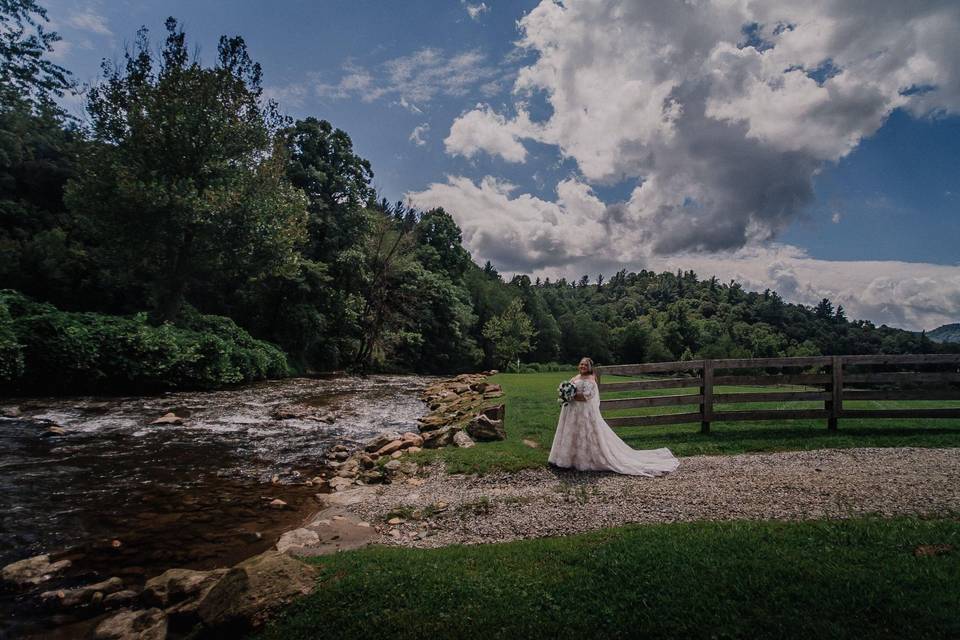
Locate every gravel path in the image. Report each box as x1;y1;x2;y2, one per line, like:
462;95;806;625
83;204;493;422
350;447;960;547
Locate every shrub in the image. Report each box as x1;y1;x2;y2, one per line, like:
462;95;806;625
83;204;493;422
0;289;291;393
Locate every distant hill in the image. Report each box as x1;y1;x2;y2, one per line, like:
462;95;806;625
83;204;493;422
928;324;960;343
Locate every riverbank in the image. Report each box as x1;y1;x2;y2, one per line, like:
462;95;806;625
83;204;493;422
0;374;435;638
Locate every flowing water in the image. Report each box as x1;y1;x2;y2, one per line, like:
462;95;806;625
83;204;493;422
0;374;433;638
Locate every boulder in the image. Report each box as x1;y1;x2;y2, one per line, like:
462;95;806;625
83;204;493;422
103;590;139;609
483;390;505;399
383;460;402;472
416;414;450;432
364;431;401;453
481;404;506;422
194;550;317;633
401;432;424;446
453;431;476;448
375;439;411;457
149;412;185;425
94;608;167;640
143;568;227;608
1;554;71;587
268;499;288;510
421;424;461;448
276;528;321;554
41;576;123;608
328;477;353;491
466;414;507;441
1;405;22;418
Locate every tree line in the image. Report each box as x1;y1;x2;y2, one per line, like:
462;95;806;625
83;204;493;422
1;3;955;392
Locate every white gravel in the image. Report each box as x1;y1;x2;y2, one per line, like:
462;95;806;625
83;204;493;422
349;447;960;547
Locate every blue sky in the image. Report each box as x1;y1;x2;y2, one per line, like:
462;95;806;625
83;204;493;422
46;1;960;330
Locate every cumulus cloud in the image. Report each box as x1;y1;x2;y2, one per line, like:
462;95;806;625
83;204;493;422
444;104;532;162
407;175;960;331
315;48;499;108
444;0;960;254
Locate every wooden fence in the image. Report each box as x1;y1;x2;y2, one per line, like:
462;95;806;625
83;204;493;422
595;354;960;433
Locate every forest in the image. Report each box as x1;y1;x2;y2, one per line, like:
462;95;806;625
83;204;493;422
1;4;957;393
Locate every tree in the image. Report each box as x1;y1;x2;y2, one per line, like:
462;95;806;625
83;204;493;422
482;297;536;368
0;0;72;112
814;298;834;319
65;19;308;322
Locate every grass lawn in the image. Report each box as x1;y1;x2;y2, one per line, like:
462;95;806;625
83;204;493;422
407;371;960;474
256;516;960;640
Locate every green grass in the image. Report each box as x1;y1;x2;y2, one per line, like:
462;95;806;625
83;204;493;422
406;371;960;474
256;516;960;640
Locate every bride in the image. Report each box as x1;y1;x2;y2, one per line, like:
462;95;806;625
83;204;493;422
549;357;679;476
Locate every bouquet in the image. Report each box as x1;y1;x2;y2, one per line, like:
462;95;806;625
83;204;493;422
557;381;577;406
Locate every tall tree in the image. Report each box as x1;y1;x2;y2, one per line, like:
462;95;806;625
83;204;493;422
0;0;72;112
65;18;308;322
482;297;536;368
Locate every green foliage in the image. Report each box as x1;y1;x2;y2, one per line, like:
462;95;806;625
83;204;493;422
0;0;73;112
482;297;536;368
0;289;289;393
65;18;308;322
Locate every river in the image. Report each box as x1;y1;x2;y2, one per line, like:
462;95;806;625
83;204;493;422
0;374;433;638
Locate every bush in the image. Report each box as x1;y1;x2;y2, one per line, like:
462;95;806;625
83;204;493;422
0;289;291;393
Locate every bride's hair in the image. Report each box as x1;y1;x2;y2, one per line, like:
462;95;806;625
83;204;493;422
580;357;594;373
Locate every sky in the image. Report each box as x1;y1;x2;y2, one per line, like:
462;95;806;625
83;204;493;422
43;0;960;332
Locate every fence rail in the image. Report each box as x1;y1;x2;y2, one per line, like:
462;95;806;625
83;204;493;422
596;354;960;433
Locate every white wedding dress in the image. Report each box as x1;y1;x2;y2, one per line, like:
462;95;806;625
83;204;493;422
549;376;679;476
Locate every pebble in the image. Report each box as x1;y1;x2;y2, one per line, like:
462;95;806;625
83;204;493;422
348;447;960;549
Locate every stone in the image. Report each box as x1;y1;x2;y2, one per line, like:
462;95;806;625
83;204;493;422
329;451;350;461
360;470;385;484
387;517;405;525
375;439;411;457
406;446;422;453
42;425;68;437
401;432;424;447
103;590;139;609
143;568;227;608
399;462;419;475
416;414;450;432
318;485;377;506
328;477;353;491
268;499;288;510
41;577;124;608
469;382;489;393
358;455;375;469
0;405;22;418
364;431;402;453
336;468;357;478
483;390;505;399
94;608;167;640
276;528;321;554
390;450;404;459
481;404;506;422
1;554;71;587
421;424;461;448
453;431;476;448
522;438;540;449
194;550;318;632
149;412;184;425
331;444;349;453
466;414;506;441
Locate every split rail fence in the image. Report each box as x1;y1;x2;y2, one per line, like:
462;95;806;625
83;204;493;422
595;354;960;434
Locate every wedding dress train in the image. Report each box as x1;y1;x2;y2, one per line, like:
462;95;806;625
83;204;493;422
549;377;679;476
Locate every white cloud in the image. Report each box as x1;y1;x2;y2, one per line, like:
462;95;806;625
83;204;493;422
831;212;842;224
445;0;960;253
407;175;960;331
409;123;430;146
462;2;489;21
67;9;111;36
444;104;531;162
316;48;498;107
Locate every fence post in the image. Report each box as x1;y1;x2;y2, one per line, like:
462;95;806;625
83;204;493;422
827;355;843;431
700;360;713;434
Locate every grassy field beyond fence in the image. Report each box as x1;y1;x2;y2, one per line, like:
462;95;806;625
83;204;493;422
409;371;960;474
